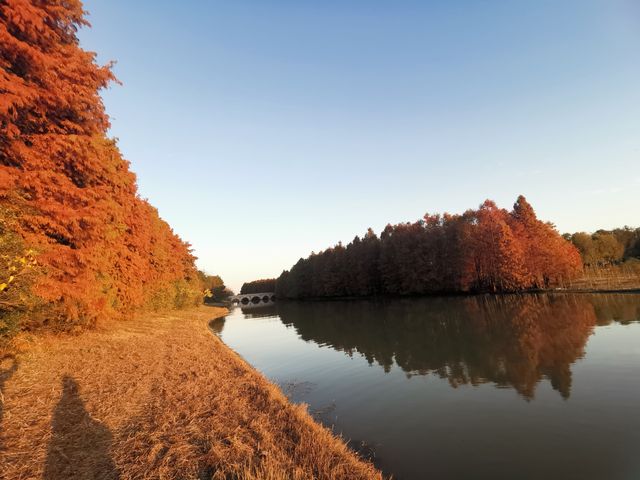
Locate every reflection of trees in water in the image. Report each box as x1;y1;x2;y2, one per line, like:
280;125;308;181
590;293;640;325
209;316;226;335
277;294;640;399
240;304;278;319
209;305;280;335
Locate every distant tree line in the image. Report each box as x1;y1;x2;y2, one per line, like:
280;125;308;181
199;273;233;303
565;228;640;267
240;279;277;294
275;197;583;299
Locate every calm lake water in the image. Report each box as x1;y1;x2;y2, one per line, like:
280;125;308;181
212;293;640;480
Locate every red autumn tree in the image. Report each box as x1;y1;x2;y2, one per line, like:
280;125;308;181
465;200;530;292
1;0;202;334
276;196;583;298
509;196;582;288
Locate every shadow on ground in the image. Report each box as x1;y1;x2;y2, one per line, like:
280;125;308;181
44;375;120;479
0;356;18;434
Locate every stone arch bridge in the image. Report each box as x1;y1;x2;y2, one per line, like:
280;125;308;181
231;292;276;306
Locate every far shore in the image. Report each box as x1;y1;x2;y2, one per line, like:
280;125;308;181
271;286;640;303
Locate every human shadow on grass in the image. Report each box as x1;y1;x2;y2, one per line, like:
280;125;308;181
0;355;18;432
44;376;119;479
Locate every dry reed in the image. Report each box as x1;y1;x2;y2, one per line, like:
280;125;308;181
564;263;640;292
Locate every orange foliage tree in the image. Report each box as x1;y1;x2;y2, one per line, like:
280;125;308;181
0;0;202;335
276;196;583;298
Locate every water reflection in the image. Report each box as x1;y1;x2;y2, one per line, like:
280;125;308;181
278;294;640;399
209;316;226;335
240;304;278;319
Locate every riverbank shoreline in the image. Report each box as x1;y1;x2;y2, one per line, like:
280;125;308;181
0;306;381;479
275;285;640;303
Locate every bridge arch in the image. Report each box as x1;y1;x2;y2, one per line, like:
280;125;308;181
230;292;276;307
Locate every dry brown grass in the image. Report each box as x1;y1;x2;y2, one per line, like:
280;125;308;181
0;306;382;479
564;262;640;292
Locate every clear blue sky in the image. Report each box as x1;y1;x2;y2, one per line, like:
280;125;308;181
79;0;640;292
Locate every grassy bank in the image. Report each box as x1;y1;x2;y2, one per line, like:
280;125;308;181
0;307;381;479
563;263;640;292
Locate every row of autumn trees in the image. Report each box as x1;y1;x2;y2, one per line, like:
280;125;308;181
0;0;207;339
276;197;583;298
240;278;277;294
565;228;640;267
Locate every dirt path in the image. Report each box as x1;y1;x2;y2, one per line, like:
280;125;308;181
0;307;381;479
